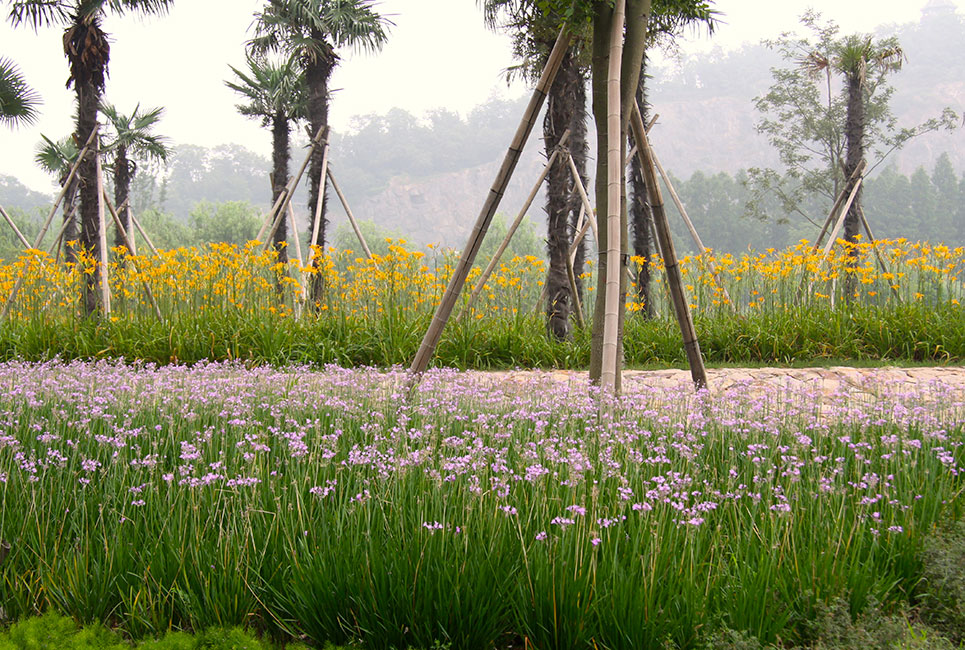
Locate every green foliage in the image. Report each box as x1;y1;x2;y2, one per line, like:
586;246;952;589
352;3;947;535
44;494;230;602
0;56;40;128
225;55;306;127
134;208;191;251
746;11;959;225
331;219;403;256
0;612;315;650
919;520;965;644
188;201;261;247
0;362;963;648
101;103;170;169
478;213;544;262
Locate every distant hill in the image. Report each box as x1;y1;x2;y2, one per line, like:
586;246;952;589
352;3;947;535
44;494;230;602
1;5;961;252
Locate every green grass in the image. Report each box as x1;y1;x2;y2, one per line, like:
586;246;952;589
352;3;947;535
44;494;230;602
1;301;964;370
1;362;964;649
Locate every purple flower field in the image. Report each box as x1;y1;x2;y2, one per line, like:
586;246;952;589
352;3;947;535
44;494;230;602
0;360;963;649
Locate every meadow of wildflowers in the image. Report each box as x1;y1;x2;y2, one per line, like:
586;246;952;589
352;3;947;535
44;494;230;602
1;237;965;367
1;360;963;648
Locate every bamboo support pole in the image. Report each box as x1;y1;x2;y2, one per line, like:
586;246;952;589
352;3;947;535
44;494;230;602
567;153;600;246
600;0;627;393
0;205;31;249
648;143;734;309
460;129;572;320
95;151;111;315
408;25;572;379
257;125;329;246
125;204;137;257
130;212;160;257
39;129;97;243
857;204;901;302
328;168;374;260
566;246;585;329
309;139;331;256
102;188;163;321
797;163;867;303
811;161;867;254
631;101;707;390
287;203;304;266
287;203;309;305
535;207;592;316
821;176;864;258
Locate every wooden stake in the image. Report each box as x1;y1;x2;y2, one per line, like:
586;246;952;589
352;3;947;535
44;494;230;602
600;0;627;393
309;139;331;255
460;129;572;320
821;176;864;258
565;246;585;329
257;125;329;245
328;168;374;260
34;127;98;253
287;203;304;266
811;160;867;254
408;24;572;378
102;188;163;321
130;212;160;258
631;101;707;390
125;204;137;257
648;142;733;309
567;153;600;246
0;205;31;249
857;204;902;302
95;150;111;315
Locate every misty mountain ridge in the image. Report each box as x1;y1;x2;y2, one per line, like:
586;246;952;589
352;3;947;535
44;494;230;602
2;4;962;252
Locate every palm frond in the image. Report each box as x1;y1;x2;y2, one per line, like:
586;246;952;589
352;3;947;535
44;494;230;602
8;0;69;29
0;56;42;127
101;101;171;162
34;133;78;175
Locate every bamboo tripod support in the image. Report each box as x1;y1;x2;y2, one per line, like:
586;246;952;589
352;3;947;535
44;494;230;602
257;125;329;248
308;139;331;256
0;205;31;249
101;187;163;321
600;0;627;393
328;168;375;261
630;101;708;390
648;141;733;310
1;127;99;322
407;24;572;379
459;129;572;320
797;162;867;301
95;149;111;315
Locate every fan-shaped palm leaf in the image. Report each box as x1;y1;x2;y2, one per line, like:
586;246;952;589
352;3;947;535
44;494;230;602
0;56;41;127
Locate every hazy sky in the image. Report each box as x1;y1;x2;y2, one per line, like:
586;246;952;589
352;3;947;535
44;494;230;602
2;0;961;192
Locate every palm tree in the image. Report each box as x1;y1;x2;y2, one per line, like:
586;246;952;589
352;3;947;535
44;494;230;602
804;35;903;299
8;0;173;314
0;56;40;127
35;133;79;260
226;54;306;263
250;0;390;267
482;0;590;341
101;102;170;250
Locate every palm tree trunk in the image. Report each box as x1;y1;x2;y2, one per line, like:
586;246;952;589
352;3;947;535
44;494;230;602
544;48;579;341
628;52;655;318
271;109;290;264
568;63;589;308
113;145;130;251
843;65;865;302
62;176;78;264
77;80;101;317
306;39;335;305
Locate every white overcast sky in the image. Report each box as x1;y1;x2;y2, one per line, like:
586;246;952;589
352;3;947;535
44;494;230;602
2;0;961;191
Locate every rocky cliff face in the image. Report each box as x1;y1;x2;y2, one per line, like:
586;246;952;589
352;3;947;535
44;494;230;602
338;149;549;247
